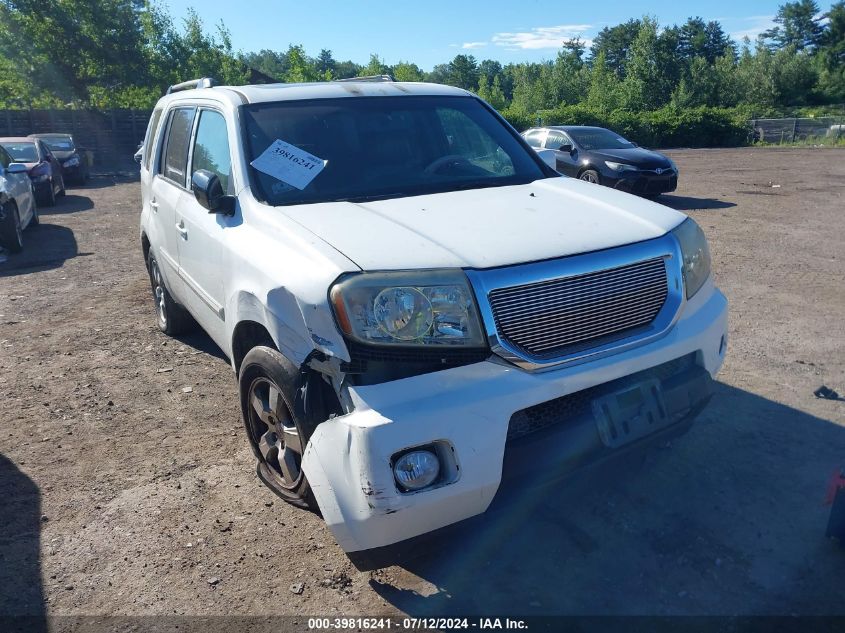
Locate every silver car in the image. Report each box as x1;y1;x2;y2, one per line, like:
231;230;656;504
0;144;38;253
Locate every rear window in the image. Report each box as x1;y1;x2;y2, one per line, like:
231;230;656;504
41;137;74;151
161;107;196;185
2;142;39;162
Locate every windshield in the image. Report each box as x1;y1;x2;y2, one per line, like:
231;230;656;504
243;96;550;205
2;142;39;162
567;128;635;151
40;136;75;151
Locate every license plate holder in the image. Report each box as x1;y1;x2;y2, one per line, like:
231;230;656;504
593;379;670;448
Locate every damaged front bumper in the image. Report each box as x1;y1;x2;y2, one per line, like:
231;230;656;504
301;281;728;569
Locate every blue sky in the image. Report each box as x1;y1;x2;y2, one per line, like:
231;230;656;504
160;0;835;70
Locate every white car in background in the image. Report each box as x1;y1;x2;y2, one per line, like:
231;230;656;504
0;144;38;254
139;77;728;569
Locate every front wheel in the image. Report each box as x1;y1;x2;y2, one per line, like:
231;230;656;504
42;180;56;207
579;169;600;184
29;196;39;226
240;346;317;510
0;202;23;253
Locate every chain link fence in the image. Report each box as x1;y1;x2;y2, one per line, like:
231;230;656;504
749;117;845;144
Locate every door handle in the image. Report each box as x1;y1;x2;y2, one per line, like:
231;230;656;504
176;220;188;239
150;199;159;212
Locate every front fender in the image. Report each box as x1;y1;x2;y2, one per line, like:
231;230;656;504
226;288;350;369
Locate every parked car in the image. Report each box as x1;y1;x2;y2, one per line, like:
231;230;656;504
0;137;65;206
29;133;89;185
0;144;38;253
140;77;727;569
522;126;678;198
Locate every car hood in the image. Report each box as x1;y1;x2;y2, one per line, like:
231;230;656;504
590;147;672;170
279;177;686;270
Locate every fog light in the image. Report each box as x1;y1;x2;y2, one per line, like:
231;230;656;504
393;450;440;491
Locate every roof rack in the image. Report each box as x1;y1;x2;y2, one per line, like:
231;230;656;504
334;75;394;83
167;77;216;94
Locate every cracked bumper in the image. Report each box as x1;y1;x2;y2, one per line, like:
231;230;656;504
301;280;728;564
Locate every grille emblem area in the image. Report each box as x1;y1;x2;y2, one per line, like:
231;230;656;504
465;234;684;372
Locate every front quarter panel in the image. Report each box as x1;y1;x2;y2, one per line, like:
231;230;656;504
223;193;359;366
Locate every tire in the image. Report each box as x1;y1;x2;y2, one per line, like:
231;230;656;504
42;180;56;207
579;169;600;185
29;196;39;226
0;202;23;253
146;253;196;335
239;346;318;510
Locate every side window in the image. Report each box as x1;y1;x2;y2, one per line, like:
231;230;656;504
161;107;196;185
191;110;232;193
0;147;10;168
143;108;163;171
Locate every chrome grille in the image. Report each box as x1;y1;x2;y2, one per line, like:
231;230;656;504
488;257;668;358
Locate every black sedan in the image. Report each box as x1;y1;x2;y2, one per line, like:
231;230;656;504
522;126;678;198
30;133;89;185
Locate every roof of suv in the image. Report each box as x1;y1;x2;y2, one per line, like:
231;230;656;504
168;81;472;105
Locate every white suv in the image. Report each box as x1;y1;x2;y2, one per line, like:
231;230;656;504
139;77;728;569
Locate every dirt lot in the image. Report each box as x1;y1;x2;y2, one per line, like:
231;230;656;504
1;148;844;619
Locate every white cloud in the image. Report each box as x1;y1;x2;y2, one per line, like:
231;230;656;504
461;41;487;49
727;15;776;42
491;24;592;50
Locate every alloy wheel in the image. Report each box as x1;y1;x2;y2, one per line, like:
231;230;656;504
247;377;304;489
149;258;167;329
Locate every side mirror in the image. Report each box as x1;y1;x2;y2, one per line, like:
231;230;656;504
7;163;28;174
133;145;143;164
191;169;235;215
535;149;558;171
558;143;574;154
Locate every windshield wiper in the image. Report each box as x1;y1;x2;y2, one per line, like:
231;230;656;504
337;192;411;203
448;179;518;192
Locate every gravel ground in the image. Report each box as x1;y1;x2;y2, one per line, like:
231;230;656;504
1;148;844;619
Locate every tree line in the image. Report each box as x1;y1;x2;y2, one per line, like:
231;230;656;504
1;0;843;142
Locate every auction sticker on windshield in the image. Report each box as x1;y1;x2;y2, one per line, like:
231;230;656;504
250;139;327;190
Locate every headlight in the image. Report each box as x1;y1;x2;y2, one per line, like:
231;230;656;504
63;156;80;167
605;161;638;172
330;270;485;347
672;218;711;299
666;157;678;173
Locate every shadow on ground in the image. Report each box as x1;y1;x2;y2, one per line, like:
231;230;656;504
0;454;46;631
83;173;140;188
37;193;94;215
371;382;845;616
0;223;85;276
175;328;228;363
658;195;736;211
